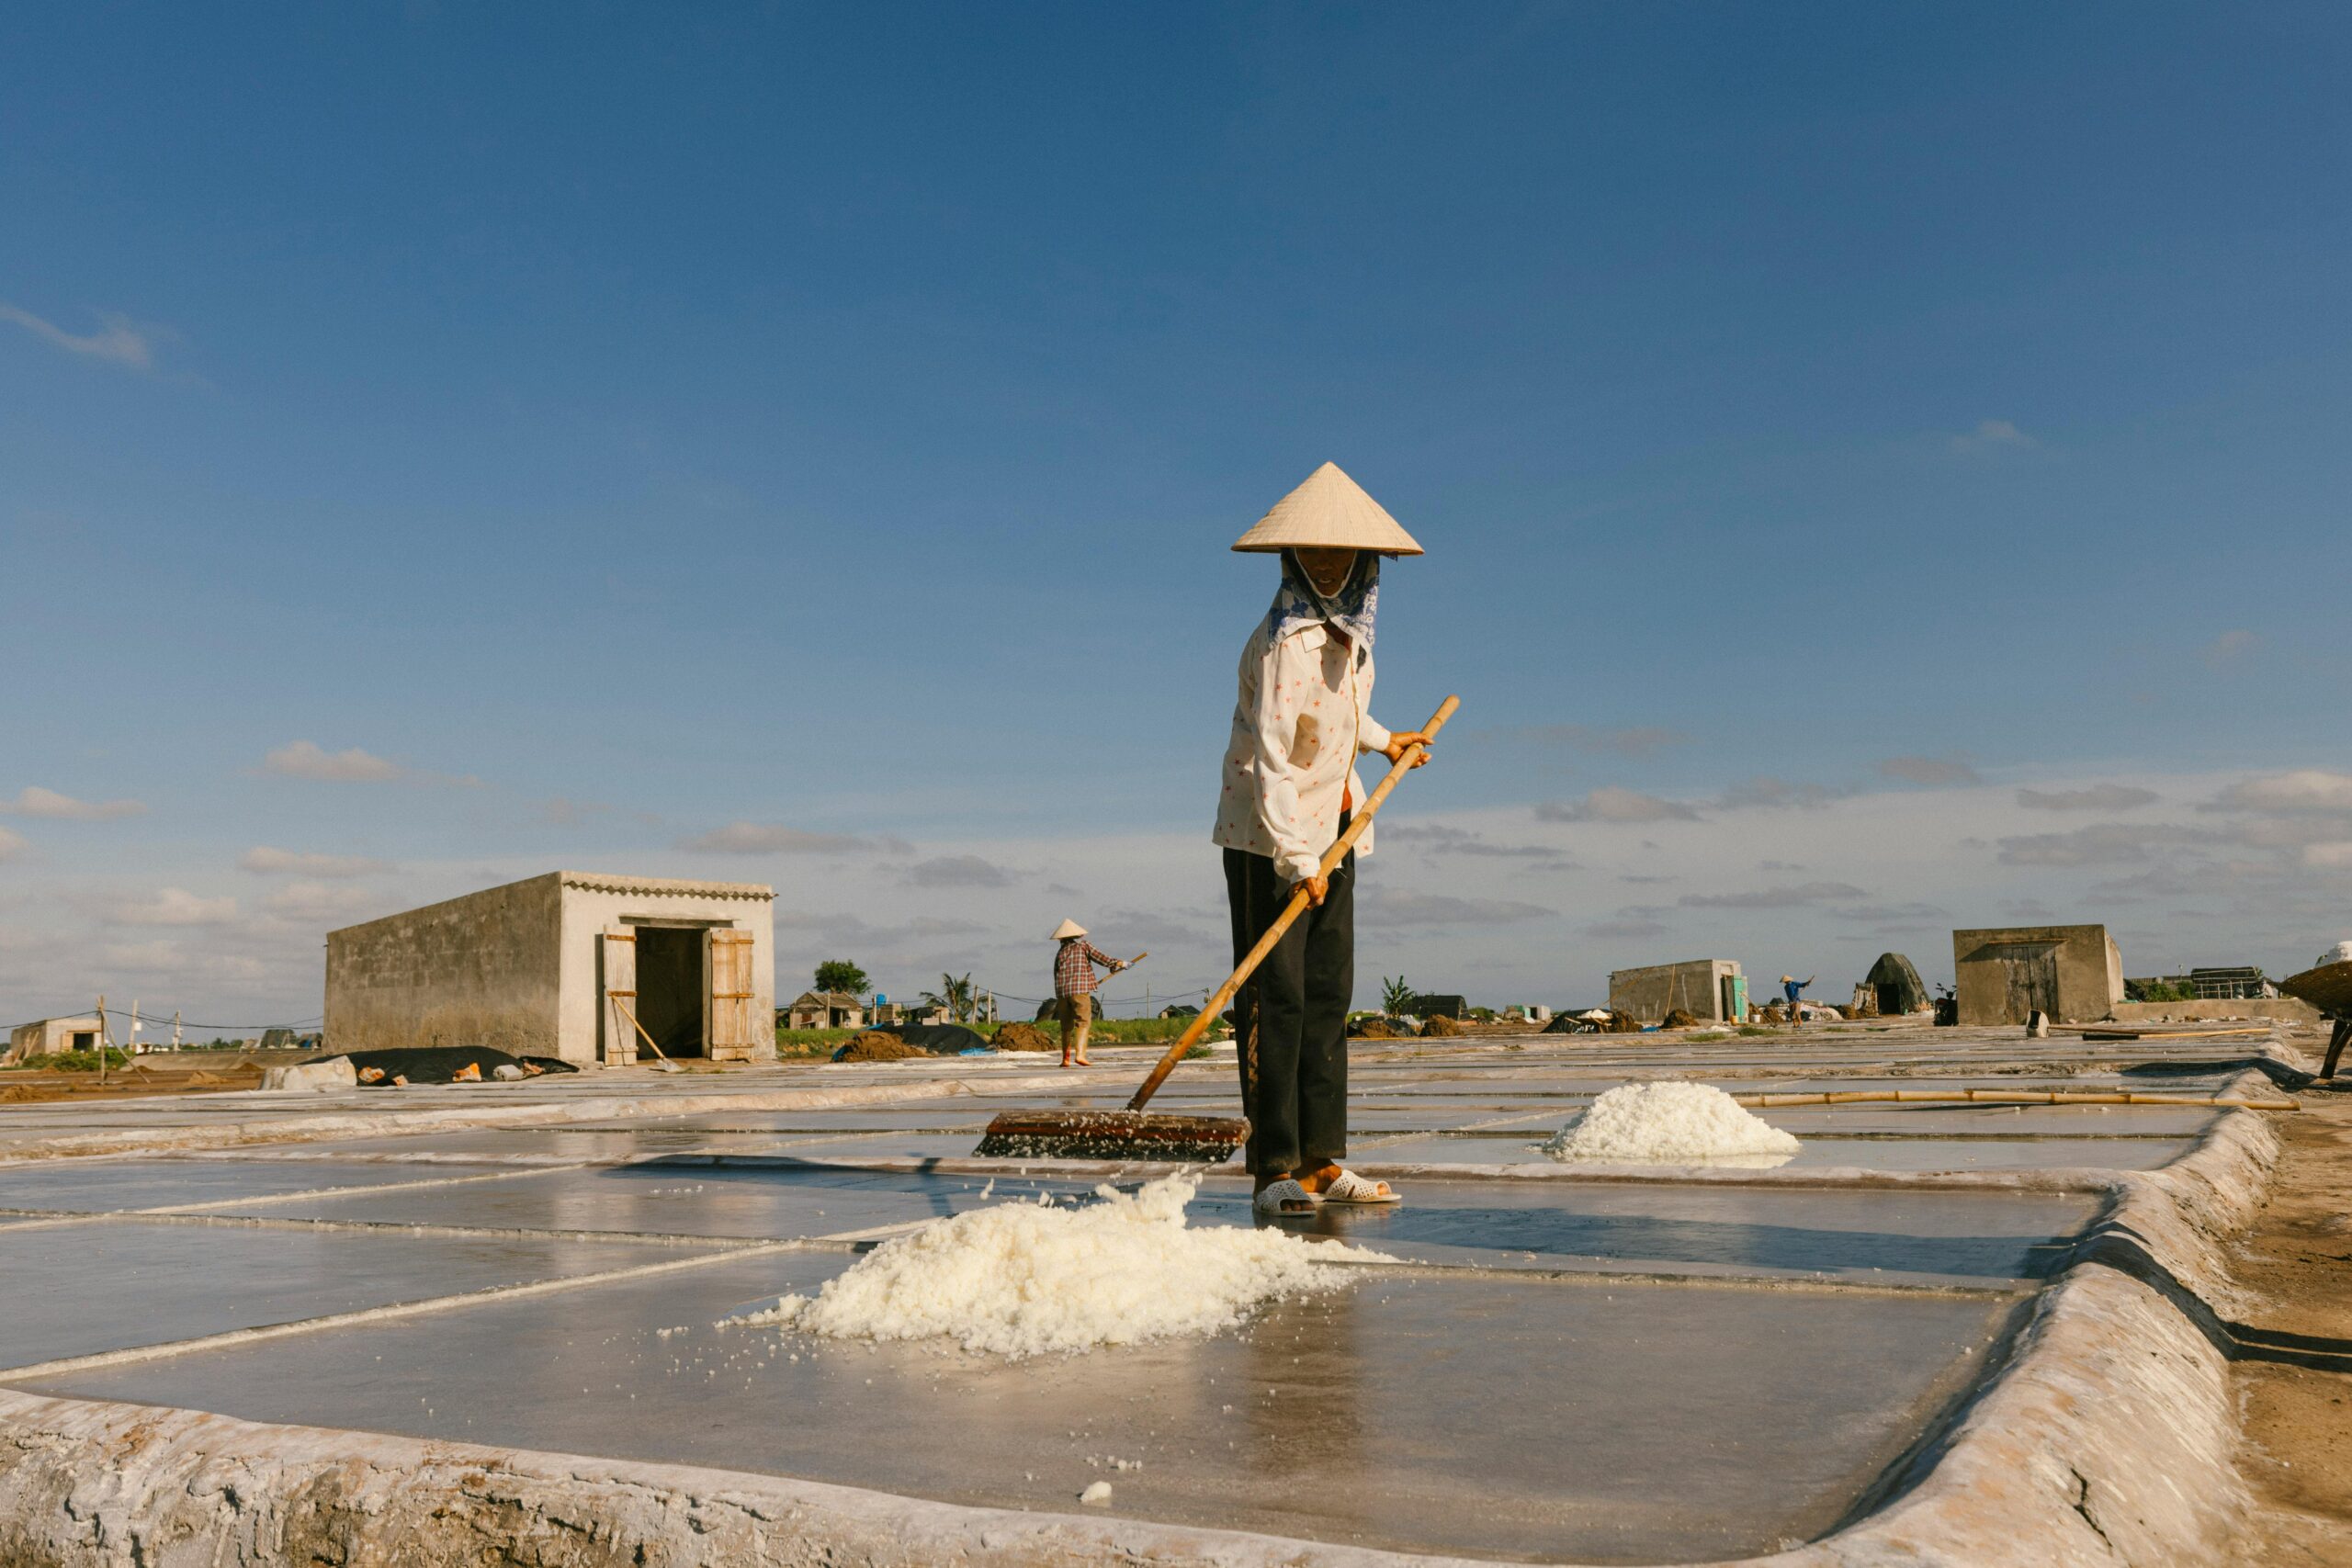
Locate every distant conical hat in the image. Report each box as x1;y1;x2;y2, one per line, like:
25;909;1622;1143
1052;919;1088;940
1231;461;1424;556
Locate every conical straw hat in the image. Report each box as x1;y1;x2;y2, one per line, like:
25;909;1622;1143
1231;461;1424;556
1051;919;1088;940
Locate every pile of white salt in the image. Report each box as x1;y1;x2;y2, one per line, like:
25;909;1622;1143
724;1174;1385;1359
1540;1080;1801;1166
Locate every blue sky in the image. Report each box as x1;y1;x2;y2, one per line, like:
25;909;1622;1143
6;4;2349;1027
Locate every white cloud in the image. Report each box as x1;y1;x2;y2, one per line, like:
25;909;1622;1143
239;846;390;878
3;786;147;821
677;822;888;854
905;854;1020;888
1995;823;2195;868
108;887;238;926
259;881;392;923
0;826;23;861
2303;843;2352;871
260;740;402;783
1948;418;2037;454
1357;891;1553;928
2202;629;2258;668
1715;777;1850;811
2015;784;2159;812
1535;787;1702;823
1879;756;1981;787
2212;771;2352;816
1490;725;1688;757
0;303;156;370
1585;918;1668;940
1679;881;1866;909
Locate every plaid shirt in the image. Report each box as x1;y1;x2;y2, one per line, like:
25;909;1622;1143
1055;939;1118;998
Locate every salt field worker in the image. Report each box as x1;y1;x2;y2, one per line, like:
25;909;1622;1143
1782;974;1815;1020
1051;919;1126;1067
1215;462;1431;1219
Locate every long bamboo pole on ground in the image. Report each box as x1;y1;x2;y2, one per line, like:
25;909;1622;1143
1733;1089;2298;1111
1123;694;1461;1116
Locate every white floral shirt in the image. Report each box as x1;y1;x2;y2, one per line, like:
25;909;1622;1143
1212;619;1392;884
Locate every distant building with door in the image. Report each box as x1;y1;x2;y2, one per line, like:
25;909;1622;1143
325;872;775;1066
1952;924;2121;1026
783;990;868;1030
3;1015;102;1066
1609;959;1745;1024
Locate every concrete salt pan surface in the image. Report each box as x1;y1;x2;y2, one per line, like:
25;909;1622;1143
13;1247;2023;1565
0;1028;2304;1564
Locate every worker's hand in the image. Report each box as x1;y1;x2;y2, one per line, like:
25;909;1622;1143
1109;960;1127;973
1385;731;1433;769
1294;873;1329;907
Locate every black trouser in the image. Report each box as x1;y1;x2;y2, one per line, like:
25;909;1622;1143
1224;822;1353;1177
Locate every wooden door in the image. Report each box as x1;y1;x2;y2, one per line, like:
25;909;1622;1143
601;928;638;1066
1995;942;2060;1022
707;928;757;1063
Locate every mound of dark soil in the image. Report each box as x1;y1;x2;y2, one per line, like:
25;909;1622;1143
832;1031;924;1063
1661;1009;1701;1029
994;1021;1057;1053
1348;1016;1402;1039
1420;1014;1467;1038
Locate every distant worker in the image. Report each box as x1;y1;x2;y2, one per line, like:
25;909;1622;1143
1781;974;1815;1020
1051;919;1127;1068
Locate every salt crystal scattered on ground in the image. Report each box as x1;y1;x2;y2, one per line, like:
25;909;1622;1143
1080;1481;1113;1504
1539;1080;1801;1165
722;1174;1385;1358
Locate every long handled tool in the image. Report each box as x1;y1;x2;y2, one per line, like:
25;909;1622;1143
978;694;1460;1160
609;994;682;1074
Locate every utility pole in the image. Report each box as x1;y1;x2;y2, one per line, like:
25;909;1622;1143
95;993;108;1085
172;1010;182;1051
130;999;141;1058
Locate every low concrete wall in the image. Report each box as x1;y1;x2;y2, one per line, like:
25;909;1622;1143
2109;998;2322;1024
1608;959;1736;1023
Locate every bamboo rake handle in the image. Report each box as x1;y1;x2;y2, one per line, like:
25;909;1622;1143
1125;694;1462;1114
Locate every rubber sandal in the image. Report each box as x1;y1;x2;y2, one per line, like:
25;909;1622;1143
1319;1168;1400;1206
1252;1179;1317;1218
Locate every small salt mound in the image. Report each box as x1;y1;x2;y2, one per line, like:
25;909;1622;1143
726;1174;1385;1359
1540;1080;1801;1166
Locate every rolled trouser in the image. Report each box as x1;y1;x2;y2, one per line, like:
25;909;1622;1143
1056;992;1093;1058
1224;826;1354;1176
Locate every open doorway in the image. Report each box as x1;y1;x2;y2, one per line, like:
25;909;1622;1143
634;926;707;1058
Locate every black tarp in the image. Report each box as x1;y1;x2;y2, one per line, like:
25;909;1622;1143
338;1046;580;1084
1865;953;1929;1016
878;1022;990;1055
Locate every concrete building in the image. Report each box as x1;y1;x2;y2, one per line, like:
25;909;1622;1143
1608;959;1744;1024
1952;924;2122;1026
783;990;866;1030
325;872;775;1066
3;1016;102;1066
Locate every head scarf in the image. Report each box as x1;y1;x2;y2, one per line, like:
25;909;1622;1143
1263;548;1380;649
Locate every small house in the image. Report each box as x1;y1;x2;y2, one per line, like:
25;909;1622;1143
3;1016;102;1066
785;990;868;1030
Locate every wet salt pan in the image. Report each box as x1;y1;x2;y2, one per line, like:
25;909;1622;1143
1541;1081;1801;1166
726;1175;1385;1358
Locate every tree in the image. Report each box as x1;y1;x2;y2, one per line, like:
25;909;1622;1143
1381;975;1413;1019
922;972;978;1023
812;960;869;997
